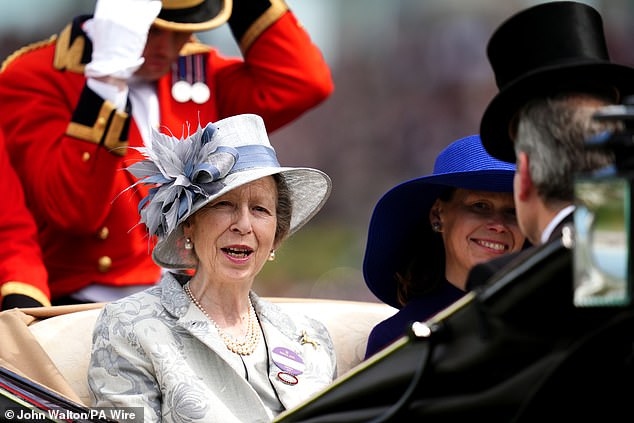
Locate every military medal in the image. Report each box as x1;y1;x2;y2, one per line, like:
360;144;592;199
191;54;210;104
171;56;192;103
172;80;191;103
172;54;210;104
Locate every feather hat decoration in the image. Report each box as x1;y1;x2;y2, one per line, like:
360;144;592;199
124;114;332;269
126;122;238;239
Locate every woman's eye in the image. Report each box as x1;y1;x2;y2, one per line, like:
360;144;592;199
211;200;232;208
253;205;272;214
471;202;490;211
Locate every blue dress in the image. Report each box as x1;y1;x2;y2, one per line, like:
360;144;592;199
364;281;465;359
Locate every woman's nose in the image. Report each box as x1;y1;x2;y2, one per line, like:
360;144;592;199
230;208;252;234
487;213;511;232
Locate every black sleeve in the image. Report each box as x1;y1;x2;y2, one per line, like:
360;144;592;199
1;294;45;310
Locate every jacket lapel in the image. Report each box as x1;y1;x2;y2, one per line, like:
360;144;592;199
159;277;330;413
159;275;270;414
254;295;322;409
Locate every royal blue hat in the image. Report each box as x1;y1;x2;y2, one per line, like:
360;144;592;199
363;135;516;309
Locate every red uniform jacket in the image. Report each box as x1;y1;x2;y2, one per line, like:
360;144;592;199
0;130;50;305
0;9;333;300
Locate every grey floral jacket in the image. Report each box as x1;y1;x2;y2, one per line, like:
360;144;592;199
87;273;337;422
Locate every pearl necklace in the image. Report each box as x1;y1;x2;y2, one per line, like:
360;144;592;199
184;284;260;356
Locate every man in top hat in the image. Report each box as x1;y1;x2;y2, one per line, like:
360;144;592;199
467;0;634;288
464;2;634;417
0;0;334;306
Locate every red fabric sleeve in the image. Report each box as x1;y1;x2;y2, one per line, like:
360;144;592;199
0;129;50;306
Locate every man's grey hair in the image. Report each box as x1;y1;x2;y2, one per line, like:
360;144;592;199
514;92;622;205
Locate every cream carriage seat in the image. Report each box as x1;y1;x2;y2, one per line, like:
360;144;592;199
1;298;396;406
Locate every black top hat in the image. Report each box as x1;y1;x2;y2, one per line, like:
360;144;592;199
154;0;232;32
480;1;634;163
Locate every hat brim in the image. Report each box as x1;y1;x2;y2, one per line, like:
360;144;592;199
153;166;331;269
481;62;634;163
363;169;515;309
154;0;232;32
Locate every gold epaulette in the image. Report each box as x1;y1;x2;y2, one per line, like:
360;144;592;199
66;101;130;157
240;0;288;52
179;39;213;56
0;35;57;73
53;23;86;74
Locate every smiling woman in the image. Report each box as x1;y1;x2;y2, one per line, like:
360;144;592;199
362;134;526;358
87;113;337;422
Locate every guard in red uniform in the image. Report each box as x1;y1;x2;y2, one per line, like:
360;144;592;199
0;129;50;310
0;0;333;305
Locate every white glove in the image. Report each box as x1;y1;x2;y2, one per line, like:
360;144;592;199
84;0;162;80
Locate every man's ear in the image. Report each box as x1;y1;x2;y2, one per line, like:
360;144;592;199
516;151;533;201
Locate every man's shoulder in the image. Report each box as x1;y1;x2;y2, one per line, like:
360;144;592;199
2;17;89;75
1;35;57;74
466;239;570;291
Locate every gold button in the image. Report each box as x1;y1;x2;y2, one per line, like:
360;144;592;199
97;227;109;240
98;256;112;273
82;152;91;162
96;116;107;128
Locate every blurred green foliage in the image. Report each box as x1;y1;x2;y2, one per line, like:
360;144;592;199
255;222;374;301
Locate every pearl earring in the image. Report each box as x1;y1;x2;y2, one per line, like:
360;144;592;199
268;251;276;261
431;222;442;232
184;237;193;250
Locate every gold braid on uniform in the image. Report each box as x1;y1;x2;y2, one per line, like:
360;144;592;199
1;35;56;73
229;0;289;53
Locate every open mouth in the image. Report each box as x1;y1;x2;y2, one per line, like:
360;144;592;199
474;239;507;251
221;247;254;258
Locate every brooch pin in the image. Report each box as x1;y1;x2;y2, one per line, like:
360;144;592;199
300;330;319;349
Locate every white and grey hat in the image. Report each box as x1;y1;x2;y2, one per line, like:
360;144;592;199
125;114;331;269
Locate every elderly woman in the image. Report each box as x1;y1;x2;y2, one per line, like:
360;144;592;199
363;135;527;358
87;114;336;422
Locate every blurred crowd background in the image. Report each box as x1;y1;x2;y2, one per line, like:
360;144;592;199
2;0;633;302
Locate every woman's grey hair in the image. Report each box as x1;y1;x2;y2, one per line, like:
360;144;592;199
514;92;622;205
273;173;293;245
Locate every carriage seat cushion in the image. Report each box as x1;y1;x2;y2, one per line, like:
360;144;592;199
24;298;396;406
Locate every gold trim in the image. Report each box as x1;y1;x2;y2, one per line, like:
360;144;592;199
66;101;129;156
53;24;86;74
1;282;51;307
66;102;115;142
162;0;206;9
67;122;95;143
1;35;56;73
153;0;232;32
179;40;213;55
239;0;288;53
102;109;129;156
